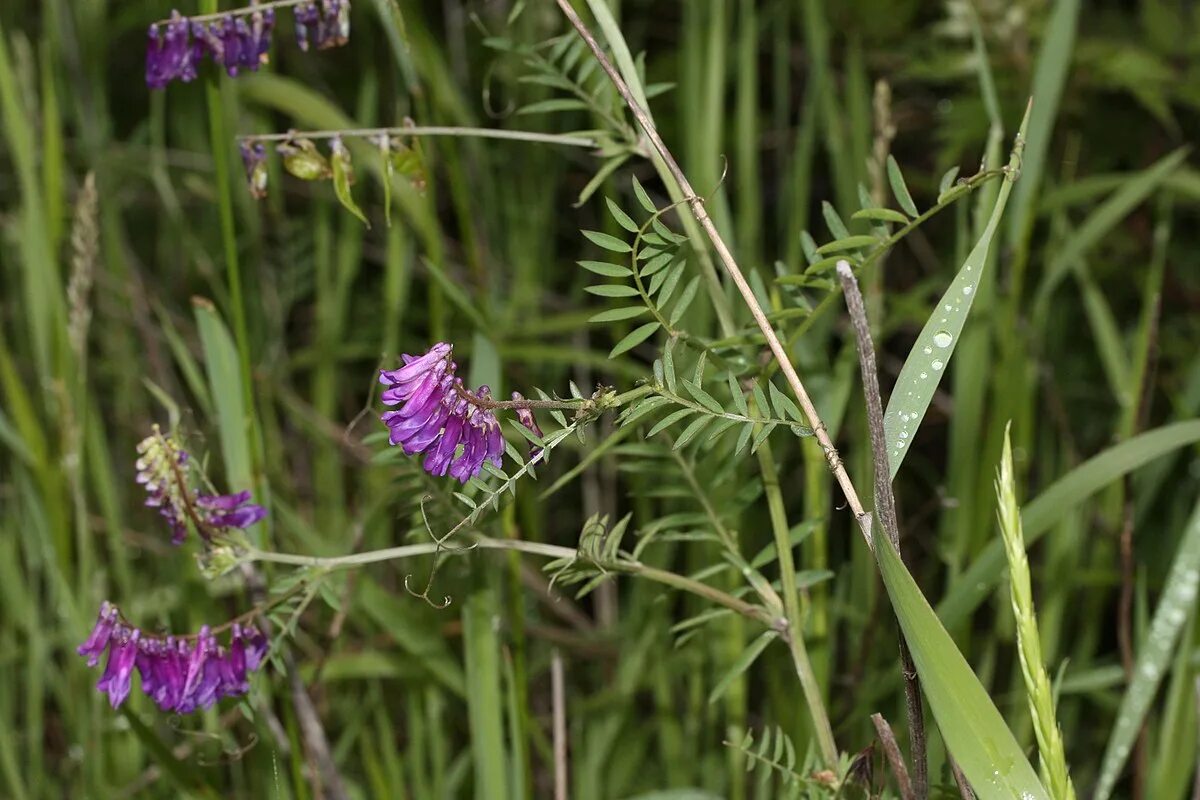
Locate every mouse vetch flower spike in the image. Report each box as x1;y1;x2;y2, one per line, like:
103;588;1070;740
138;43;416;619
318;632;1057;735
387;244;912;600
135;426;265;544
78;604;269;712
379;343;505;483
146;1;348;90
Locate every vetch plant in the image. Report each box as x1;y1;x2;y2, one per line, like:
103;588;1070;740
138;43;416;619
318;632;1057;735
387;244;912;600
39;1;1195;797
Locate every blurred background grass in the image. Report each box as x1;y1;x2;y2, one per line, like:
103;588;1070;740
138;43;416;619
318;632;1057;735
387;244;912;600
1;0;1199;797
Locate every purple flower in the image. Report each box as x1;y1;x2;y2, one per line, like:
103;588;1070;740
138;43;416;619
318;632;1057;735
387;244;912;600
293;2;320;51
95;627;140;709
145;11;197;89
219;17;244;76
136;426;266;544
79;603;269;714
379;344;512;483
195;490;267;530
78;602;119;667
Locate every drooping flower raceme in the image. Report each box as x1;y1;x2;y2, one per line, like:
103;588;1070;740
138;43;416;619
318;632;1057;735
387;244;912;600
146;1;351;89
379;343;509;483
136;426;265;544
78;602;268;712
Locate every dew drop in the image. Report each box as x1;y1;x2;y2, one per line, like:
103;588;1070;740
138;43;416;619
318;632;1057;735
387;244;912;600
932;360;944;371
920;372;928;379
923;347;932;355
933;330;953;348
963;286;973;295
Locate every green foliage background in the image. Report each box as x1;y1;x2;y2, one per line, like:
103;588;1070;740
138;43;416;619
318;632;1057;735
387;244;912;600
1;0;1199;797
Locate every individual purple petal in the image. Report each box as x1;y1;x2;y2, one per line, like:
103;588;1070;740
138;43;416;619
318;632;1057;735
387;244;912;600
145;24;167;89
96;628;140;709
423;404;467;476
294;2;319;51
379;342;452;388
196;489;252;511
178;626;215;711
78;602;118;667
401;401;452;455
241;625;269;671
195;490;266;533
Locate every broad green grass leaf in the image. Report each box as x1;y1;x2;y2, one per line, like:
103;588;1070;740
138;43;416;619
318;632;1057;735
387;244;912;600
609;322;661;357
1094;497;1200;800
886;154;919;217
707;632;777;705
463;588;508;800
938;420;1200;627
884;104;1030;480
193;299;255;523
1006;0;1081;247
875;534;1050;800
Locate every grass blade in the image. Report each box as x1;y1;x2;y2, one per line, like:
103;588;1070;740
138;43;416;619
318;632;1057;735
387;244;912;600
884;103;1030;479
875;533;1049;800
939;420;1200;627
1032;147;1188;315
1094;497;1200;800
192;298;256;533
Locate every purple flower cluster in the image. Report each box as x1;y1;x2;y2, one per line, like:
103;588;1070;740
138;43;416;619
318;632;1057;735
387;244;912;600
136;427;265;545
145;1;352;89
78;602;268;712
380;343;506;483
146;9;274;89
295;0;352;51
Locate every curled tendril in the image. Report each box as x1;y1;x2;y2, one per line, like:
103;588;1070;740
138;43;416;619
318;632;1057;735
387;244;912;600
404;495;479;609
167;717;260;765
403;574;452;609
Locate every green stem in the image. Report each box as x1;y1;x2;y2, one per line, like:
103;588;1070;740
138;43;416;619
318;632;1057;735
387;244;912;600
201;0;258;485
246;537;773;626
756;435;838;767
239;126;597;149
